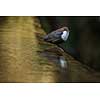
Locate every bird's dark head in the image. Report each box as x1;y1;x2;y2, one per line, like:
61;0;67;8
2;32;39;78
44;27;69;44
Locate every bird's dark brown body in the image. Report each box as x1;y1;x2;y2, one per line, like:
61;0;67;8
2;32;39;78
44;27;69;44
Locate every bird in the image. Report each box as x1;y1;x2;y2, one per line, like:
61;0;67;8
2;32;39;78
44;27;69;44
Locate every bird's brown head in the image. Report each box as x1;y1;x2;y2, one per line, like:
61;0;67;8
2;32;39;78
44;27;69;44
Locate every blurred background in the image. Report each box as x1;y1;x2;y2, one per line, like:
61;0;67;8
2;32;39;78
0;16;100;82
38;16;100;71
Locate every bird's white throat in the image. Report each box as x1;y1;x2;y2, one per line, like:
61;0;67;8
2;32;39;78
61;31;69;41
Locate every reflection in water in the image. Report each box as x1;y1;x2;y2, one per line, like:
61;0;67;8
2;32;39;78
38;48;69;82
59;56;67;69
